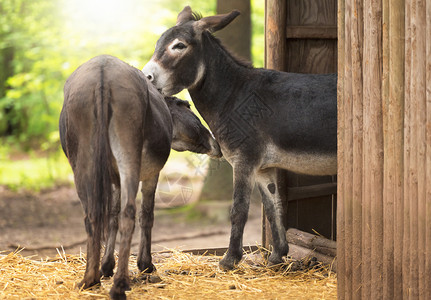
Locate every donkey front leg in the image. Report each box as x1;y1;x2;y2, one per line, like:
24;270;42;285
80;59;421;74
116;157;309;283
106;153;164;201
137;174;159;274
256;168;289;266
219;165;255;270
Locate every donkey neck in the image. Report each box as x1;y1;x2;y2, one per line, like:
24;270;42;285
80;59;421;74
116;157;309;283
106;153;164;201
188;32;253;129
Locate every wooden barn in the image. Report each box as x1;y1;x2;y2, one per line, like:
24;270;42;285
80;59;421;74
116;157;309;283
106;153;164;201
265;0;431;299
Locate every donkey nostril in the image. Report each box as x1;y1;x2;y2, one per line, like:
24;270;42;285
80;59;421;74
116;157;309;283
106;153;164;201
147;74;153;82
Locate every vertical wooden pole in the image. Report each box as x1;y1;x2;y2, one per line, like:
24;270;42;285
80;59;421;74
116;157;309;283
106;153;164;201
336;0;346;298
382;0;392;298
403;1;412;298
365;0;384;298
425;2;431;299
413;0;426;298
343;0;353;297
263;0;287;250
384;0;405;299
265;0;286;71
408;1;419;295
351;1;363;299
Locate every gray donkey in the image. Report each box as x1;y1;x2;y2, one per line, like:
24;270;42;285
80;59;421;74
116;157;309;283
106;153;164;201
60;55;221;299
143;7;337;271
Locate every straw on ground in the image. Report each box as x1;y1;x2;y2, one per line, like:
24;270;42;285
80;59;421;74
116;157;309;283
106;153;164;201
0;248;336;299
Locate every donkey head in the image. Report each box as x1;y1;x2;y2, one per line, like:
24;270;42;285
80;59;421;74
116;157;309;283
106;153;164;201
143;6;240;96
165;96;222;158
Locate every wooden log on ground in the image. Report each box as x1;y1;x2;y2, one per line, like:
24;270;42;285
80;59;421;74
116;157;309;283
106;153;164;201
288;243;337;272
286;228;337;257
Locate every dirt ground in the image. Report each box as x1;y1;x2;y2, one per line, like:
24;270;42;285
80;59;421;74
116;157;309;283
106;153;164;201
0;183;262;259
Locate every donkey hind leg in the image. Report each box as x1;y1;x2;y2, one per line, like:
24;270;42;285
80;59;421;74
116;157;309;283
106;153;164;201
256;168;289;266
75;177;103;289
219;165;255;270
108;135;142;299
101;185;121;277
109;170;140;300
137;174;159;274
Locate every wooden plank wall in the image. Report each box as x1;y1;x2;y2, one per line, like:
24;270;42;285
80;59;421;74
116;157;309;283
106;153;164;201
284;0;338;240
285;0;337;74
338;0;431;298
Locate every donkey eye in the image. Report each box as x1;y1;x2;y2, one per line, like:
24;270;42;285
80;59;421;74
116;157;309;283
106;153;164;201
172;42;187;50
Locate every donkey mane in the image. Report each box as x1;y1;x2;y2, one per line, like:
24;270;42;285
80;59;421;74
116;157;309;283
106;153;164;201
192;11;203;21
203;31;253;69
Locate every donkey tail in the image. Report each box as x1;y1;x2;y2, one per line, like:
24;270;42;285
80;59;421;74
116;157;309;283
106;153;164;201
90;67;112;242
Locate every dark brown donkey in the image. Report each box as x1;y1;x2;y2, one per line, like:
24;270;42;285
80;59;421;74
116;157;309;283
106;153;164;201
143;7;337;271
59;55;221;299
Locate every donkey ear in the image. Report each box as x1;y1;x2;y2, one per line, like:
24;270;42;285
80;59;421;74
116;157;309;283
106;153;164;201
176;6;193;25
195;10;240;33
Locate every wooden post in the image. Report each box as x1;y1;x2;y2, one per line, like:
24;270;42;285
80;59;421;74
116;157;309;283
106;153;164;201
263;0;287;250
383;0;404;299
265;0;286;72
403;1;412;298
426;3;431;299
351;1;364;298
336;0;346;297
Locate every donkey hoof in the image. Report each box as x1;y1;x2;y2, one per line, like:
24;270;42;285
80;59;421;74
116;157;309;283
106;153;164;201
219;253;242;271
100;268;114;278
267;253;284;267
138;262;156;274
77;278;100;290
101;259;115;278
266;260;284;270
110;277;131;300
109;289;127;300
113;277;131;291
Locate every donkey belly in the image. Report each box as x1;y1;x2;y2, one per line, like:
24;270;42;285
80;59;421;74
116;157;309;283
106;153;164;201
262;144;337;176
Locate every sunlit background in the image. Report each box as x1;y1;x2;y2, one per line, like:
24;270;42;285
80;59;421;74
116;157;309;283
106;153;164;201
0;0;264;190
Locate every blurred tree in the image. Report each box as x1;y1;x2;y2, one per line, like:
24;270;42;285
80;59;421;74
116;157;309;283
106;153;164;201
0;0;65;147
199;0;251;201
0;46;14;135
215;1;251;60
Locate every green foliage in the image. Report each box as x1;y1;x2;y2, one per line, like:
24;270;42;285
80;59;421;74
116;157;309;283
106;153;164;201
0;0;264;149
0;144;72;191
0;0;265;190
0;0;65;148
251;0;265;68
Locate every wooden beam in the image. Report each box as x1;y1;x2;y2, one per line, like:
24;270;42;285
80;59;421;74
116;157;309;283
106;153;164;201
152;246;259;257
287;182;337;201
182;245;259;256
286;25;337;39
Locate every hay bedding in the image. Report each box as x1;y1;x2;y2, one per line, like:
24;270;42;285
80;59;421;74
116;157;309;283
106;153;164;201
0;248;336;299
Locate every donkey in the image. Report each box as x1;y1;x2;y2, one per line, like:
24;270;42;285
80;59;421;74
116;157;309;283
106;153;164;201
59;54;221;299
142;7;337;271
